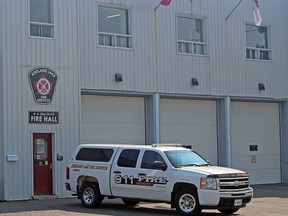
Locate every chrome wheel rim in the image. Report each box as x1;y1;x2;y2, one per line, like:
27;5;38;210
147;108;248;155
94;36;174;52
179;194;196;213
83;187;95;204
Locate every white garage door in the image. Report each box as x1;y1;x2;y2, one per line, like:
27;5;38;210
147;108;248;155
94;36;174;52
81;95;145;144
231;102;281;184
160;99;218;165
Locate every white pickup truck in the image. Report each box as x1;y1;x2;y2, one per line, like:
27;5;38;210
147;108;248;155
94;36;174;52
65;144;253;215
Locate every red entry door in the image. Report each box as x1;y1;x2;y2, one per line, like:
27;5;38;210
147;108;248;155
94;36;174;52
33;133;53;195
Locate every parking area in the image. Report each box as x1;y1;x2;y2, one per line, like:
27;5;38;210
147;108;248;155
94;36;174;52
0;184;288;216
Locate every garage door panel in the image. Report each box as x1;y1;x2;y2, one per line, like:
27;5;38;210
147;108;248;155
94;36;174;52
249;170;281;184
231;102;281;184
82;124;145;144
81;95;145;144
232;155;280;170
161;125;216;141
232;126;279;141
161;100;216;113
232;113;279;126
160;99;218;165
161;112;216;126
82;95;143;109
232;141;281;155
82;109;145;124
231;102;279;114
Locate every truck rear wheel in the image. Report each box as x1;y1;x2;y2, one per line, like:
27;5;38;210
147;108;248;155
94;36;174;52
175;189;201;216
80;183;102;208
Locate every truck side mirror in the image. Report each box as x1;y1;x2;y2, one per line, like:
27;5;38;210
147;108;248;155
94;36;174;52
153;161;167;171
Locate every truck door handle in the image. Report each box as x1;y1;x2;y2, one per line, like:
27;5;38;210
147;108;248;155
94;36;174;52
114;171;121;174
138;173;146;176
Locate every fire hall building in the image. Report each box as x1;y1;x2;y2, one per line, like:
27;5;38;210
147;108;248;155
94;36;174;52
0;0;288;200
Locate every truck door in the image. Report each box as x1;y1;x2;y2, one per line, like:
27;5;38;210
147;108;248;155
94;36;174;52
111;149;170;201
137;150;170;201
111;149;141;198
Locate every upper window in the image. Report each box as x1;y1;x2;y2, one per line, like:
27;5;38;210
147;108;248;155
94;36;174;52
98;6;132;48
177;16;207;55
246;25;271;61
30;0;54;38
76;148;114;162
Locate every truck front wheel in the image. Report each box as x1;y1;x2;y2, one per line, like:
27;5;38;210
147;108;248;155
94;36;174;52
80;183;102;208
175;189;201;216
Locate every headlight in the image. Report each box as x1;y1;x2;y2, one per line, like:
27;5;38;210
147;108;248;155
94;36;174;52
200;177;218;190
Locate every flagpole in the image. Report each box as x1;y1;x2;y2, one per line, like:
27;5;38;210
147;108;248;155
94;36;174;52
154;2;161;11
225;0;243;21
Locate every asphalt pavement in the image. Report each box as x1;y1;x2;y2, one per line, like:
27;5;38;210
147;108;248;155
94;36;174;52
0;184;288;216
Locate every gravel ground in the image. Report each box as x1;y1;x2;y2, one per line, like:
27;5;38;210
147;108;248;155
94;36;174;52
0;184;287;216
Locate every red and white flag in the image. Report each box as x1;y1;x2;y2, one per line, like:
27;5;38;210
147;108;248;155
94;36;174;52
251;0;262;26
160;0;172;7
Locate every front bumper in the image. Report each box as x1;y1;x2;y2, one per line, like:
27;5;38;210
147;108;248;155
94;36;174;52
198;187;253;207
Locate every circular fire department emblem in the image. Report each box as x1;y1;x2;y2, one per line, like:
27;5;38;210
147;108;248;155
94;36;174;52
37;77;51;95
28;67;57;105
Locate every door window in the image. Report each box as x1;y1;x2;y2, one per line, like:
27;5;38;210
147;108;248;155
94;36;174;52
34;138;48;165
117;149;140;168
141;150;166;169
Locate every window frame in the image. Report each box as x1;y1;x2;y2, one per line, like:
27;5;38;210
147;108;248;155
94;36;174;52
97;4;133;49
117;149;140;168
29;0;55;39
176;14;208;56
245;24;272;61
75;148;114;162
140;150;167;170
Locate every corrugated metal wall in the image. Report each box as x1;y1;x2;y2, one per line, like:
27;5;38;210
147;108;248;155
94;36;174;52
80;0;288;99
2;0;80;200
0;0;4;201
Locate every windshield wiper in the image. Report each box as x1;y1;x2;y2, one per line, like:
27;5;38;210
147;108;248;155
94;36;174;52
180;163;211;167
180;163;200;167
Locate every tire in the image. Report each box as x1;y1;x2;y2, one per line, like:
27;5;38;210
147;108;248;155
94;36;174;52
122;198;140;206
174;189;202;216
80;183;102;208
218;208;240;214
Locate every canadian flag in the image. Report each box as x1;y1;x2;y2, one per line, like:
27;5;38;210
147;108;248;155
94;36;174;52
251;0;262;26
160;0;172;6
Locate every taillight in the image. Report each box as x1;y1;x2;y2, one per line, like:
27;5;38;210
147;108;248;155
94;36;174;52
66;167;70;179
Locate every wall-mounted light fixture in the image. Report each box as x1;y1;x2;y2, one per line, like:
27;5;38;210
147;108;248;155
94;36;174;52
258;83;265;91
191;78;199;86
115;73;123;82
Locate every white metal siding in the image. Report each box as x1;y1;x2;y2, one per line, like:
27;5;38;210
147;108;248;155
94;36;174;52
231;102;281;184
2;0;80;200
0;0;3;200
160;99;218;165
78;0;288;99
81;95;145;144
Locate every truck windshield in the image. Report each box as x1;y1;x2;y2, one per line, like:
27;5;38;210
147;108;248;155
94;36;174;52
164;150;210;168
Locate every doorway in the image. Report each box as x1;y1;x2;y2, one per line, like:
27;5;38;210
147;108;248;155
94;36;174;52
33;133;53;195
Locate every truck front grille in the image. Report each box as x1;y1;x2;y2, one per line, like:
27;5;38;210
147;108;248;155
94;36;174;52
218;177;250;192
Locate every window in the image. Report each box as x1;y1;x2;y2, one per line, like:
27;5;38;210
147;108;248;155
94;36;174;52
30;0;54;38
76;148;114;162
141;151;166;170
98;6;132;48
177;16;207;55
117;149;139;168
246;25;271;61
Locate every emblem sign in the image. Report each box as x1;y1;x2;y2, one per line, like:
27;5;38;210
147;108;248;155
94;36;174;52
28;67;57;105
